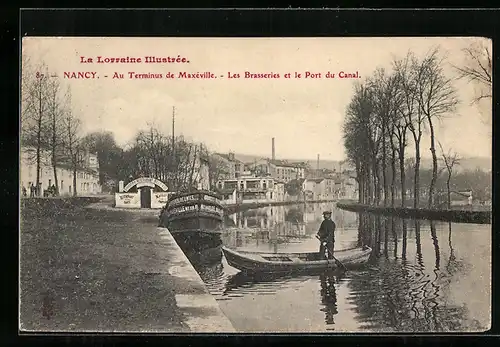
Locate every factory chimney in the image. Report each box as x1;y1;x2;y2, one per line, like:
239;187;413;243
272;137;275;161
317;154;320;177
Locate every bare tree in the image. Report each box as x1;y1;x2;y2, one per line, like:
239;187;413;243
127;124;205;192
439;142;460;209
61;90;83;197
21;62;51;196
369;68;392;206
45;77;66;196
454;40;492;104
375;71;401;206
394;52;422;208
416;47;459;208
208;154;231;189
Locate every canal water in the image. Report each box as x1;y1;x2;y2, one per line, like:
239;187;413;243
181;202;491;333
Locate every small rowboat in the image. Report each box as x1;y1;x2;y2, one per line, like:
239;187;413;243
222;245;372;274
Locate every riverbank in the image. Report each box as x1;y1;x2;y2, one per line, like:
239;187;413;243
337;203;491;224
223;199;338;214
20;197;234;332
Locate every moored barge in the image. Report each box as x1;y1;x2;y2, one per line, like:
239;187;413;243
159;190;225;237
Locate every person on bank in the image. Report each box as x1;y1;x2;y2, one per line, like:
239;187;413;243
317;211;336;259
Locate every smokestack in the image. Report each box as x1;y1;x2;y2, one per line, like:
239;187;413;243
317;154;320;178
272;137;275;161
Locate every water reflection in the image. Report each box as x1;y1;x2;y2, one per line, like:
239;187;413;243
319;272;340;328
430;221;440;270
218;269;341;329
183;203;490;332
222;202;359;253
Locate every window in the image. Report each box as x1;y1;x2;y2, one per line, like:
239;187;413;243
61;180;64;190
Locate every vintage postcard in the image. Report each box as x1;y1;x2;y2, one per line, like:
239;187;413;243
19;36;492;333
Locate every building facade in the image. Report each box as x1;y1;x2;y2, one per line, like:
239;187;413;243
216;174;288;204
245;159;306;183
20;147;102;197
212;152;246;179
269;160;306;183
196;154;211;190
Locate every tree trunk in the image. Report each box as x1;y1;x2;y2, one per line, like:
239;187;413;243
373;160;381;206
414;140;421;208
365;165;371;205
36;92;42;197
402;219;408;259
399;152;406;207
189;145;198;188
427;116;438;209
382;130;388;206
51;123;59;196
36;134;41;197
391;147;397;207
73;157;78;197
355;161;362;204
446;175;451;209
52;156;59;196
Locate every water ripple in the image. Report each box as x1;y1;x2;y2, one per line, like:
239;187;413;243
180;204;489;332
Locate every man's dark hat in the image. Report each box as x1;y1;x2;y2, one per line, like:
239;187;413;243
323;211;332;215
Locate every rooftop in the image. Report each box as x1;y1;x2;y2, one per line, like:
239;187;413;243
270;159;307;168
306;178;325;183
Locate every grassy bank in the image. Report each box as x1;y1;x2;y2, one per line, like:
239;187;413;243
20;196;106;211
337;203;491;224
19;196;190;332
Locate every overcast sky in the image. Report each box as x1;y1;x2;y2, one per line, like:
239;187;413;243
22;37;492;161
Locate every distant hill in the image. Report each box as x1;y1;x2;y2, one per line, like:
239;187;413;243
421;156;491;172
230;153;491;173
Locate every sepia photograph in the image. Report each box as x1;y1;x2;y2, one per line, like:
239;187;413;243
19;36;492;333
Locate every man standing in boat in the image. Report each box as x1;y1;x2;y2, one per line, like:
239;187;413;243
317;211;336;259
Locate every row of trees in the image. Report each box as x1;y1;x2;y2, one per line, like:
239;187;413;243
117;126;212;191
21;58;216;196
342;43;491;209
21;57;84;196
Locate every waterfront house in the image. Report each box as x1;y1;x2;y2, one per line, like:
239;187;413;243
212;152;246;179
217;175;279;204
269;160;306;183
302;178;328;200
273;180;286;202
245;159;306;183
20;146;102;197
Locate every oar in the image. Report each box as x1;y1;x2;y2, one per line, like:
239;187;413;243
316;235;347;272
